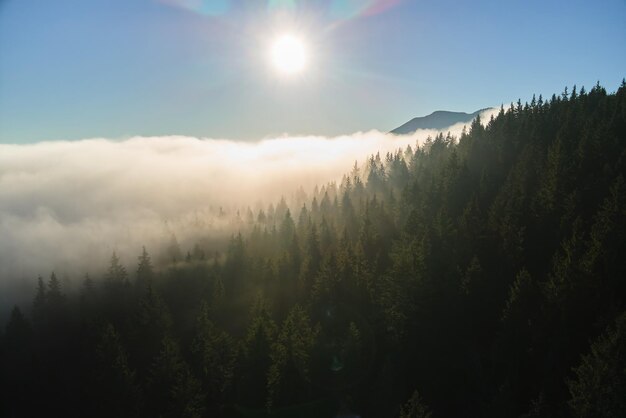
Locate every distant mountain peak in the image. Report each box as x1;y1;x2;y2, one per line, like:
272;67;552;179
390;108;489;135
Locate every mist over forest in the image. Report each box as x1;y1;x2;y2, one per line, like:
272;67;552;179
0;113;499;310
1;83;625;417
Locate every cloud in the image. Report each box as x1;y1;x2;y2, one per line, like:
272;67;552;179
0;109;497;303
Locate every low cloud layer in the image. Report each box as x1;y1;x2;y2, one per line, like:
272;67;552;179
0;110;497;303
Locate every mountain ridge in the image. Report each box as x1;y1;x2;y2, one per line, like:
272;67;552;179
390;108;489;135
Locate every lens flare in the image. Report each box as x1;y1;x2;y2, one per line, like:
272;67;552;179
330;0;402;20
159;0;230;16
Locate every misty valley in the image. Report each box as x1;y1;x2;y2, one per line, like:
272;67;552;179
1;83;625;417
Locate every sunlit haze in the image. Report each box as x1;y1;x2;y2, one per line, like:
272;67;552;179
0;109;498;292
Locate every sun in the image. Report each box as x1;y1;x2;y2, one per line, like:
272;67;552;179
269;34;307;75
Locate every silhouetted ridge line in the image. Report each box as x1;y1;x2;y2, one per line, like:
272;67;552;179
390;108;489;134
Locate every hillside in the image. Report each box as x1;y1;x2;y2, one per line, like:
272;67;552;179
1;82;625;418
390;108;489;134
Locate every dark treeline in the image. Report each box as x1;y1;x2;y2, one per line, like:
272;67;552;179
1;82;625;417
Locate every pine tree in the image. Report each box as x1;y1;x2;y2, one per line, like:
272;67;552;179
136;246;154;289
267;305;318;408
147;335;204;418
107;252;129;285
568;312;626;418
399;390;433;418
32;276;46;326
131;285;173;377
47;272;64;305
239;295;278;407
91;323;140;418
1;306;33;417
191;303;237;407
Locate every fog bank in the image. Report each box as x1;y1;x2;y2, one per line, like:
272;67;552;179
0;110;497;304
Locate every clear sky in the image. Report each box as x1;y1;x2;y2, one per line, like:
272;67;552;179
1;0;624;143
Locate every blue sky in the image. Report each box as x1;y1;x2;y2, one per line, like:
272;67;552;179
1;0;624;143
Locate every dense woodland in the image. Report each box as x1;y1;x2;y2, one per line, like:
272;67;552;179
1;82;625;417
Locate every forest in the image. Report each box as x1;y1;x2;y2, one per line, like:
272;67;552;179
1;82;625;417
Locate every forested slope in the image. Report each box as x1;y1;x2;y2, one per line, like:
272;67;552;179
1;82;625;418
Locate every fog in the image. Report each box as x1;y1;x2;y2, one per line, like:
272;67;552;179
0;110;497;307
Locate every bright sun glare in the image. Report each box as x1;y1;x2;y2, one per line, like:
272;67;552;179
270;34;307;75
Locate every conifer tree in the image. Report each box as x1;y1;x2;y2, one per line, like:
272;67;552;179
136;246;154;289
147;335;204;418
